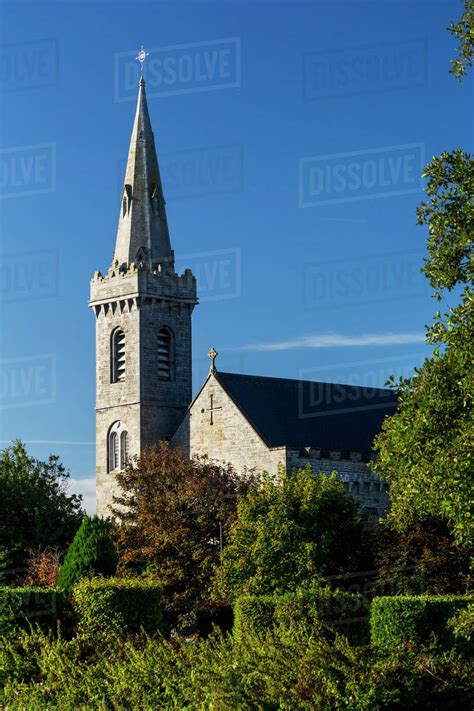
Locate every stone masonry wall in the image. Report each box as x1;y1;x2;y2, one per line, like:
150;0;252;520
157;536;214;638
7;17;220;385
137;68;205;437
171;373;286;476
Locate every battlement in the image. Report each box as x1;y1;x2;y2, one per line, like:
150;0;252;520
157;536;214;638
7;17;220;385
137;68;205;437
89;260;197;313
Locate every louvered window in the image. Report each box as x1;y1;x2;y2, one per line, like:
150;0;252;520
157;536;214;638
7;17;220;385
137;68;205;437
109;431;119;471
120;431;128;469
111;329;126;383
158;327;174;381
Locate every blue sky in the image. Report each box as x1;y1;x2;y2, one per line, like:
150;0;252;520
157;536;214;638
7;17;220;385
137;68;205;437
0;1;472;512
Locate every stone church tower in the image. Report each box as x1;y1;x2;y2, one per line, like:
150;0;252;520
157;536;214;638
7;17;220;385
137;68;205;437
90;77;197;517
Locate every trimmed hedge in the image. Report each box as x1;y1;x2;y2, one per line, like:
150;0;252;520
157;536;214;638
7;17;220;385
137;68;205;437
370;595;474;649
0;587;64;635
72;577;164;638
234;588;369;643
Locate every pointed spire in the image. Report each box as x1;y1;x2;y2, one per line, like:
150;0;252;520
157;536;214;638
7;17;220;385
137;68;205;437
113;78;174;271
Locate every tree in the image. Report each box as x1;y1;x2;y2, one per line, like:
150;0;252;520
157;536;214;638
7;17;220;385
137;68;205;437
370;519;472;596
372;9;474;546
58;515;117;591
212;467;364;602
372;151;473;546
0;441;83;577
112;442;254;626
449;0;474;80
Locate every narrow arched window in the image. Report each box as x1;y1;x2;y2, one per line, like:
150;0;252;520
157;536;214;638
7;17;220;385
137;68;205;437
111;328;126;383
157;327;174;380
120;431;128;469
109;431;119;471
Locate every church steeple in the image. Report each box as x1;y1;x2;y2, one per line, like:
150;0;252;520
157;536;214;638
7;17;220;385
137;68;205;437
114;77;174;271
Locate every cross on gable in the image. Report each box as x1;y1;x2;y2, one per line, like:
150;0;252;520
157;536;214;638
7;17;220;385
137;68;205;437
201;392;222;425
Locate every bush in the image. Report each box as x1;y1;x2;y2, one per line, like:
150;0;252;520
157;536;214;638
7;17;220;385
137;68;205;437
0;587;64;636
72;576;164;639
1;625;473;709
58;515;117;592
25;547;63;588
234;587;369;643
370;594;473;649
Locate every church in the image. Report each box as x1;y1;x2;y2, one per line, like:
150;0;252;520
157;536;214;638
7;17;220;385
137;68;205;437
90;74;397;519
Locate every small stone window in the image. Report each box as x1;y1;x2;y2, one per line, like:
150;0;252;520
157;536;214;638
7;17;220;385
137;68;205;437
108;422;129;473
111;328;126;383
157;326;174;381
122;184;132;218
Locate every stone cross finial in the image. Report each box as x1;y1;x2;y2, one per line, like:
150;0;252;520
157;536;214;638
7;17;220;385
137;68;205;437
208;346;218;373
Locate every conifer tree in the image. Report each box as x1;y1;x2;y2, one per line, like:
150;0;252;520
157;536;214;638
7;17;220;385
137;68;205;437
58;515;117;591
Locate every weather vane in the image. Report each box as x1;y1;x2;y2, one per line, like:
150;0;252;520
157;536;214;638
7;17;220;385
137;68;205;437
136;45;149;77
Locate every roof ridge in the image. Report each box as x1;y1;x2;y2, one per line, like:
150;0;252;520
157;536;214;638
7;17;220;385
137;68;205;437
218;370;394;394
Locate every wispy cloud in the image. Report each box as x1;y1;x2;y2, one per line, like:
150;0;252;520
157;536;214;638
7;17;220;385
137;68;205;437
0;440;94;446
69;477;96;515
228;332;426;353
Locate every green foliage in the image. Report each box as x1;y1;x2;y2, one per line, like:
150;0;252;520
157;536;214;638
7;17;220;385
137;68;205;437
1;624;473;709
417;150;473;298
0;441;83;577
234;587;369;644
213;466;364;601
373;150;474;546
449;0;474;80
72;576;164;639
58;515;117;591
0;587;64;636
370;595;473;650
233;594;275;638
448;603;474;644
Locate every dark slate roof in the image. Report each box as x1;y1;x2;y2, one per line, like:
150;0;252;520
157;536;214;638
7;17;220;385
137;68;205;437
216;371;398;453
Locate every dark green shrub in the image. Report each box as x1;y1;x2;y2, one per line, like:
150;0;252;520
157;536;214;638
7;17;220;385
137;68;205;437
370;595;473;649
234;588;369;643
72;576;163;638
0;587;64;635
58;515;117;591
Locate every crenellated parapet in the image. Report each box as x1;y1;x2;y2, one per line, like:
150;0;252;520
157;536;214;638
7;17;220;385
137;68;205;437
89;260;197;318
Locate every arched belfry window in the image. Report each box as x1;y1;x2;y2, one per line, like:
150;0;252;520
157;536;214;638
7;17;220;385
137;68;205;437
108;422;129;473
111;328;126;383
157;326;174;381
